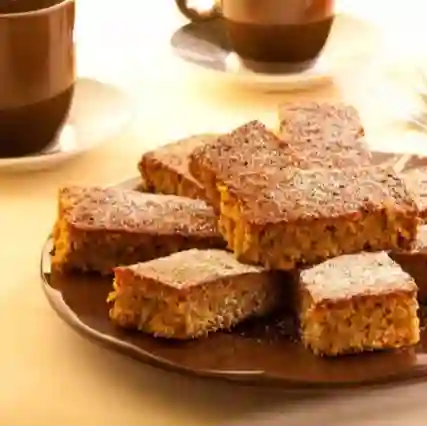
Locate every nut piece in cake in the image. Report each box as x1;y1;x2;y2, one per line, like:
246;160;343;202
390;225;427;303
139;134;218;200
298;252;419;356
278;101;371;168
52;186;225;274
108;249;283;339
400;167;427;222
218;165;419;270
189;120;292;209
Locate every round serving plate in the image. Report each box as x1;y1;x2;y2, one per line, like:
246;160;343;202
41;151;427;389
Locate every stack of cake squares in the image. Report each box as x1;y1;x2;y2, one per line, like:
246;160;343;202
52;101;427;357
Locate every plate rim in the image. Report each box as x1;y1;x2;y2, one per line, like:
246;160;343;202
41;235;427;391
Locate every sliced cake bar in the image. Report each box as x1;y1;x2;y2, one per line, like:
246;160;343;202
278;101;371;168
108;249;284;339
218;165;419;270
52;186;225;274
298;252;419;356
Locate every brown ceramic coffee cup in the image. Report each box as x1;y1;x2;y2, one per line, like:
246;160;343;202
0;0;76;158
175;0;335;63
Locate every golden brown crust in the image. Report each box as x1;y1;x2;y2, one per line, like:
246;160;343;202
59;186;220;236
298;252;419;356
188;120;295;208
278;101;365;141
189;121;290;175
52;186;226;274
278;101;371;169
139;134;218;199
190;113;372;210
110;249;283;339
115;248;265;290
222;166;417;225
300;252;417;303
218;166;419;270
287;136;372;169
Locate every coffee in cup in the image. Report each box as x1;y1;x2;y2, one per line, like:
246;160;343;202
0;0;75;158
175;0;335;63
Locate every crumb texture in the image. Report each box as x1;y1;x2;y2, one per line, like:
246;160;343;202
221;166;416;224
218;166;419;270
278;101;371;168
139;134;218;199
189;120;291;208
52;186;225;274
300;292;420;356
109;249;282;339
299;252;419;356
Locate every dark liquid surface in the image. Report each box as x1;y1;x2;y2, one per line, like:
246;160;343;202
0;0;61;13
0;85;74;158
225;16;335;63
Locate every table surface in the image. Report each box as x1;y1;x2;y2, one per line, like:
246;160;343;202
3;0;427;425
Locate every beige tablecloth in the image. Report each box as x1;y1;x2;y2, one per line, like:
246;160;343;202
2;0;427;425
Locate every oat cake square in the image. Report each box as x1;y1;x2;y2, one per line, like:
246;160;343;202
109;249;283;339
52;186;225;274
298;252;419;356
218;165;418;270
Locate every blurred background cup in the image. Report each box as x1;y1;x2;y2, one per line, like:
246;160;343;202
0;0;75;158
175;0;335;63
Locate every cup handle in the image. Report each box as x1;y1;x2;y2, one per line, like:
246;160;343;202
175;0;221;22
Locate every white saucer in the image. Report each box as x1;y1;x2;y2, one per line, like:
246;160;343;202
170;14;381;92
0;78;133;173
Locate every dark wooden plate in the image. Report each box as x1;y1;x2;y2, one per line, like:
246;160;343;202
41;151;427;389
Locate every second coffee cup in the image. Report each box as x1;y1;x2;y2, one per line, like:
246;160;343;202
175;0;335;63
